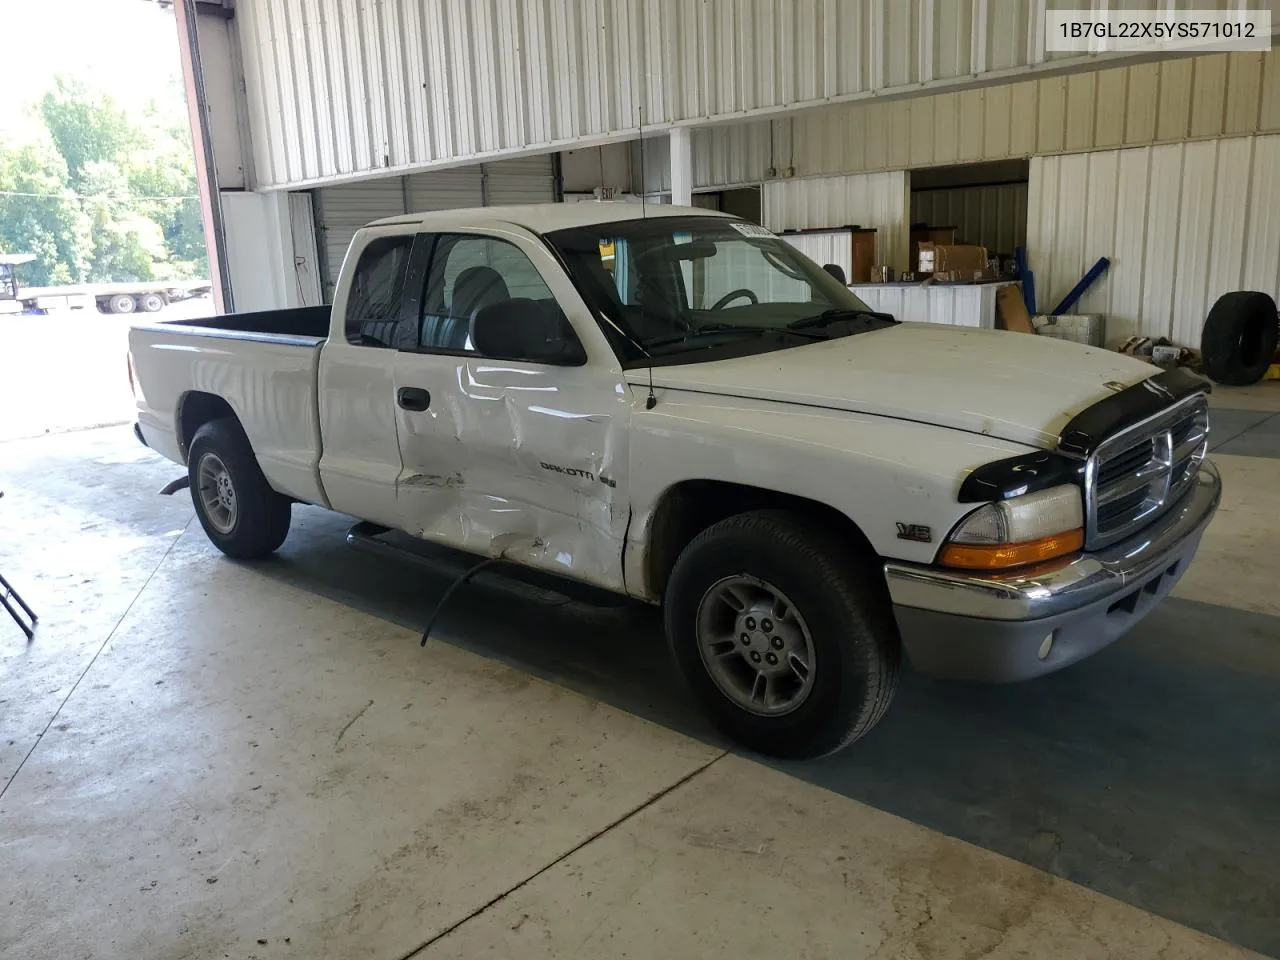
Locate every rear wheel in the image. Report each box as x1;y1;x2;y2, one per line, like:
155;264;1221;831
140;292;165;313
665;510;900;759
108;294;137;315
188;418;291;559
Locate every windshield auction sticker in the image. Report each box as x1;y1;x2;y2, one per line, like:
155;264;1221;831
729;222;778;240
1046;9;1271;53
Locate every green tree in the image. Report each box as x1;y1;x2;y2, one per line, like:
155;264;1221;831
0;73;207;286
127;138;207;279
0;140;93;286
38;76;140;185
79;160;165;282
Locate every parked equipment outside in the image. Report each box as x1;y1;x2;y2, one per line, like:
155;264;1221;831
0;254;211;315
127;204;1221;758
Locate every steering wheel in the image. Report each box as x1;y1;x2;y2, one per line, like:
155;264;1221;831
710;288;759;311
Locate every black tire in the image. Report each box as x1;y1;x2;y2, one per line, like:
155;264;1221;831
188;418;291;559
140;292;165;313
108;294;137;315
665;510;900;759
1200;291;1279;386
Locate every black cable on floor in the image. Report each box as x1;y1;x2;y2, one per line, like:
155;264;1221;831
420;556;509;646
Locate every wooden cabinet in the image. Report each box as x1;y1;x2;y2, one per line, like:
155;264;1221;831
850;228;876;284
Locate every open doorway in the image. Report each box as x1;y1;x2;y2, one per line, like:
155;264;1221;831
908;159;1029;270
691;187;762;224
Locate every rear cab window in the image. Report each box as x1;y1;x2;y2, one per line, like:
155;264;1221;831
344;234;415;347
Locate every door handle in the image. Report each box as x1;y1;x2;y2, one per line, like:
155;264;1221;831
397;387;431;411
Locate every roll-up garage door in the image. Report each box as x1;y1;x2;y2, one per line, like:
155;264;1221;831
313;179;406;300
313;154;557;299
404;168;484;212
484;156;556;205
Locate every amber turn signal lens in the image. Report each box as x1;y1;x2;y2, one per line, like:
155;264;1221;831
938;528;1084;570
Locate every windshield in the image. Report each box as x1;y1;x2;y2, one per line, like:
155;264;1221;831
544;216;888;365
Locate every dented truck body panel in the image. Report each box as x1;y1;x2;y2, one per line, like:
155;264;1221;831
391;352;633;590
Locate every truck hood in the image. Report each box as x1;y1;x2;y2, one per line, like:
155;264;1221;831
638;323;1159;450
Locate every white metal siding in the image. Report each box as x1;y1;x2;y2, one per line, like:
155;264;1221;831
1026;134;1280;346
237;0;1268;188
780;231;856;283
853;282;1012;328
762;172;910;271
696;50;1280;189
693;122;774;191
910;183;1029;254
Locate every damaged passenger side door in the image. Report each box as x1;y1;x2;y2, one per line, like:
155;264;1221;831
391;229;631;591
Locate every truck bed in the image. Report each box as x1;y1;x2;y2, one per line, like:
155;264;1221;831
129;305;331;508
168;305;331;341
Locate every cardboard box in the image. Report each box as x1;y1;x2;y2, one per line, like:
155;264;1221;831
869;265;895;283
917;242;989;277
910;226;956;276
996;283;1035;334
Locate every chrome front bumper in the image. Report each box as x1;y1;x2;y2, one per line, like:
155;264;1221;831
884;460;1221;681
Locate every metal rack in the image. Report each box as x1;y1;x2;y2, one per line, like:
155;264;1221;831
0;492;37;640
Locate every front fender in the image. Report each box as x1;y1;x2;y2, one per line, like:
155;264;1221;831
627;390;1036;595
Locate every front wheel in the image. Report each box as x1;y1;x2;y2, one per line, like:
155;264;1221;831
665;510;900;759
188;418;291;559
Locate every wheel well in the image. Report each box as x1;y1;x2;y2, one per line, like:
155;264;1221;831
644;480;878;599
177;392;238;462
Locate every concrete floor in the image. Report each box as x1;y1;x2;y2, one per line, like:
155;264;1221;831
2;386;1278;959
0;299;210;443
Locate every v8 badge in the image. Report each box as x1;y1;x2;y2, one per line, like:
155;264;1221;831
895;522;932;543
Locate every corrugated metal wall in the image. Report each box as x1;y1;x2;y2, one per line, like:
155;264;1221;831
237;0;1253;189
911;183;1029;254
1026;134;1280;345
780;231;858;282
762;172;910;270
626;50;1280;194
313;156;556;297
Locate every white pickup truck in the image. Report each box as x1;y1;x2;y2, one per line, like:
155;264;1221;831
128;203;1220;758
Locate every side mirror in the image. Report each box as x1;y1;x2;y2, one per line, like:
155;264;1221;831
471;299;586;365
822;263;848;285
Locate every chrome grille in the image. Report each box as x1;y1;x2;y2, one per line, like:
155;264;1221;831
1085;394;1209;548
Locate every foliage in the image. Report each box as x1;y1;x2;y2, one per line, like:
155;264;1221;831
0;74;207;287
39;77;142;184
0;140;93;285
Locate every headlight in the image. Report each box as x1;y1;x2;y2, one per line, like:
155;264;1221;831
938;484;1084;570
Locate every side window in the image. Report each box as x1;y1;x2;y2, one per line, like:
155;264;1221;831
344;235;414;347
416;235;576;361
